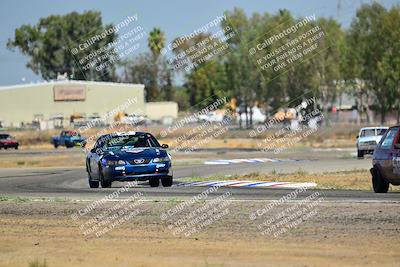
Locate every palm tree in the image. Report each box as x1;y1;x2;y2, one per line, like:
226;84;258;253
147;28;166;101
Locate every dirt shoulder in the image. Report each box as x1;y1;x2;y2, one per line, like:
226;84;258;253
0;200;399;267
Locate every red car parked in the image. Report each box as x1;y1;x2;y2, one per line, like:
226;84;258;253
371;125;400;193
0;133;19;150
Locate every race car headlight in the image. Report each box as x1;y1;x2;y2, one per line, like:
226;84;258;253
106;160;126;166
153;157;170;163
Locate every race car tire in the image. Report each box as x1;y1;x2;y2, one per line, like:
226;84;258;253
99;168;112;188
89;180;99;188
66;142;74;148
357;150;364;158
87;169;99;188
372;168;389;193
54;143;59;149
14;146;18;150
161;176;173;187
149;178;160;187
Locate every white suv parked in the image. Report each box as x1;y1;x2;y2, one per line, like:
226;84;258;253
356;127;388;158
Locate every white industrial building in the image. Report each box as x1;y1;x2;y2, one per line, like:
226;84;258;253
0;80;178;128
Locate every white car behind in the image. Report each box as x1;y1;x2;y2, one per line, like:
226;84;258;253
236;106;266;124
356;126;388;158
198;111;225;123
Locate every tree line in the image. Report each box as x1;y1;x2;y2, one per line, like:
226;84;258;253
7;2;400;125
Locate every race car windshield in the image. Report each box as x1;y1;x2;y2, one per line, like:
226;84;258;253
103;134;160;150
0;134;10;140
63;131;80;137
361;129;376;137
377;128;387;135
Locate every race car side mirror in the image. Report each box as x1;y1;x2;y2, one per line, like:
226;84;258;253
161;144;169;148
356;135;359;139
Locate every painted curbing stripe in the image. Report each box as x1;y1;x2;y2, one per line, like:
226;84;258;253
269;182;317;188
203;158;304;165
174;180;317;189
246;181;280;187
204;161;230;165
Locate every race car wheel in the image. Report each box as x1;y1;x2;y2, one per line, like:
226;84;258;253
161;176;173;187
372;168;389;193
357;150;364;158
99;168;112;188
149;178;160;187
87;170;99;188
54;143;59;149
89;180;99;188
66;142;74;148
14;146;18;150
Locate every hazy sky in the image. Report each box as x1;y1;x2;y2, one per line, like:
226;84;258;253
0;0;398;86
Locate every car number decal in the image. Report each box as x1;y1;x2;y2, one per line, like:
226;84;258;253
126;149;144;153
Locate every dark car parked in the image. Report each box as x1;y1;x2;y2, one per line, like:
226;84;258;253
371;125;400;193
86;132;172;188
0;134;19;150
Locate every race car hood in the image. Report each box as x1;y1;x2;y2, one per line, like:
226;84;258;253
103;147;167;160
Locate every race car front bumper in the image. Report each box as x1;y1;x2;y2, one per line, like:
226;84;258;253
0;143;18;148
358;143;377;152
102;162;172;181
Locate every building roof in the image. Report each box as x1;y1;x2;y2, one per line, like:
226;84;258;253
0;80;144;91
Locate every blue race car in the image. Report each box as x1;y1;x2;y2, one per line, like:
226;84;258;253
86;132;172;188
51;130;86;149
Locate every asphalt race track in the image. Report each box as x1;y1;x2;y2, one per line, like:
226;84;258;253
0;157;399;202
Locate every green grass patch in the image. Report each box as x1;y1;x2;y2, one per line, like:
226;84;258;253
28;259;47;267
0;196;31;202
